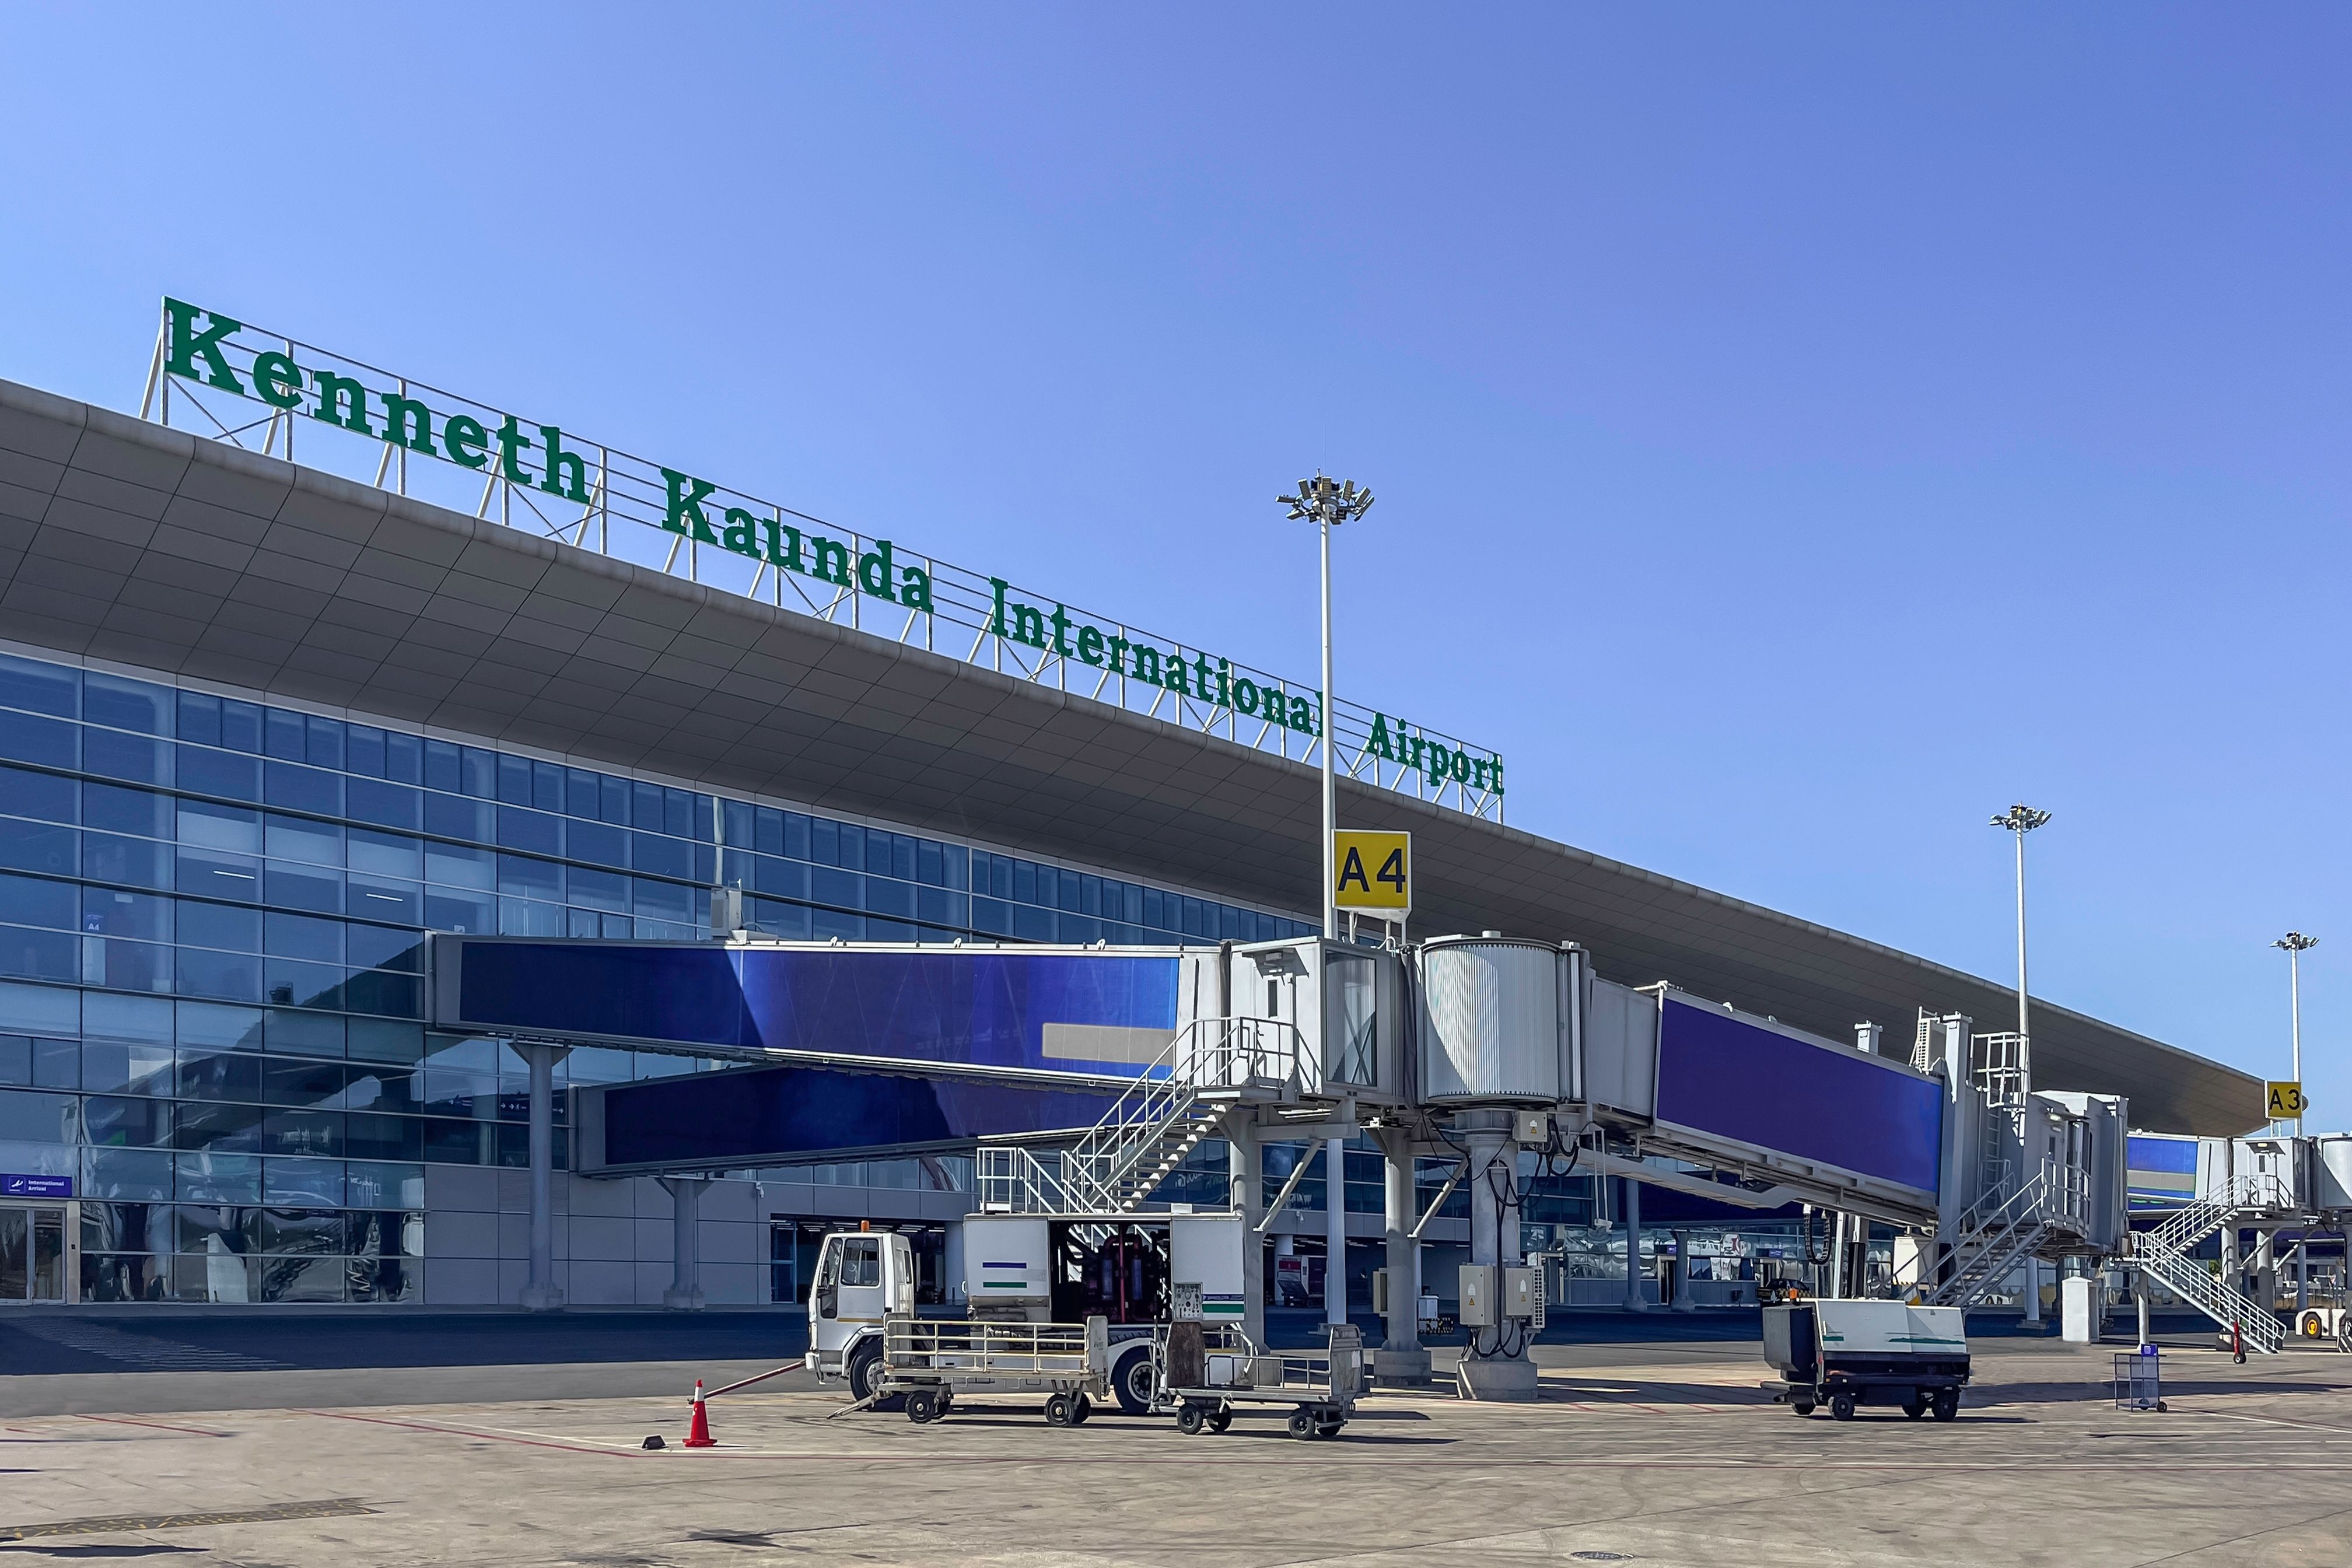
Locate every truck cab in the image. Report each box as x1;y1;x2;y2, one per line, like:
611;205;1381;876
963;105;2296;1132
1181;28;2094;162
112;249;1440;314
802;1228;916;1401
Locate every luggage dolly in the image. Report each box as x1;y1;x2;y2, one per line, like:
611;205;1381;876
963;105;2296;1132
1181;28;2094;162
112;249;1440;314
1156;1321;1365;1440
873;1314;1110;1428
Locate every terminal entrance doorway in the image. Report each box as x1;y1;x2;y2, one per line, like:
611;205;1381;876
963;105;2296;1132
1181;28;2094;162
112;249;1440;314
0;1203;70;1303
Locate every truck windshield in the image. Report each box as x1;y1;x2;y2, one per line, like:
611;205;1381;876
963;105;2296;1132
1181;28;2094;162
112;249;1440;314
839;1238;881;1287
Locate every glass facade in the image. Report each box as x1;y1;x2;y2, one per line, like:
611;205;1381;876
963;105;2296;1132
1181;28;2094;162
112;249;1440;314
0;649;1314;1301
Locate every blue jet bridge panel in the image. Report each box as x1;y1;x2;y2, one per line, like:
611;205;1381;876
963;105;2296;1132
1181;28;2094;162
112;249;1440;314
1652;996;1944;1198
432;939;1182;1080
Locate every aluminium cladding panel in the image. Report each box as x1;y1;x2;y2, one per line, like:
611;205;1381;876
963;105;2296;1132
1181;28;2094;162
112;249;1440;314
2316;1138;2352;1212
1651;992;1943;1200
432;938;1182;1079
1418;937;1563;1104
1581;977;1659;1119
579;1063;1116;1173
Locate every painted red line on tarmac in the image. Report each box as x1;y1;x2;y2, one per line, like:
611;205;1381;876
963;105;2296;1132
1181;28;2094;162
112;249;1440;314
71;1413;229;1437
300;1409;630;1457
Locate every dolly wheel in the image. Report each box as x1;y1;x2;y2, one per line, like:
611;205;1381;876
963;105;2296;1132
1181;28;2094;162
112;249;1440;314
1207;1407;1232;1433
1931;1391;1959;1423
1903;1397;1926;1420
1829;1393;1857;1421
1176;1402;1206;1436
1287;1409;1317;1440
1069;1394;1091;1426
1044;1393;1074;1427
1790;1400;1815;1417
904;1390;940;1424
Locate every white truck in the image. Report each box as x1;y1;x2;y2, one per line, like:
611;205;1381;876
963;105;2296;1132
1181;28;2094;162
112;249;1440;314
804;1212;1247;1415
1762;1298;1971;1422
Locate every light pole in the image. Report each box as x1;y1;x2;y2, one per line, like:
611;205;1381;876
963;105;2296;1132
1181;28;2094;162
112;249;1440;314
1279;474;1374;939
2273;932;2317;1136
1990;804;2052;1099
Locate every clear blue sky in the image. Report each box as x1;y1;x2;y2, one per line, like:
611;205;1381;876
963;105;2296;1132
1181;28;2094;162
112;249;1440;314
4;7;2344;1128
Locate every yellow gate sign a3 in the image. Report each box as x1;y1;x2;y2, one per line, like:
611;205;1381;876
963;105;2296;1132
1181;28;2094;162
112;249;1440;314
1333;831;1412;917
2266;1081;2306;1119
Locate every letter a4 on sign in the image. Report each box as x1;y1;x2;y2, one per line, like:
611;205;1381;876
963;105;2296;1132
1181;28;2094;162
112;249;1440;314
1332;831;1411;915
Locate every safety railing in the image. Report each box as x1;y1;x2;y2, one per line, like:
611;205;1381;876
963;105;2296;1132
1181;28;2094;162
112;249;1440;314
2146;1174;2290;1256
2133;1231;2285;1354
976;1016;1314;1215
883;1317;1101;1379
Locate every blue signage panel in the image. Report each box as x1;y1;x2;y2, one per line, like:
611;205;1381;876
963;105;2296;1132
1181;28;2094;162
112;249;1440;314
1652;998;1943;1196
439;942;1182;1079
2;1174;73;1198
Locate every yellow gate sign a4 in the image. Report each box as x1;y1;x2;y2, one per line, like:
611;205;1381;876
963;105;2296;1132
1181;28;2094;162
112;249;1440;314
2266;1081;2306;1119
1334;831;1412;916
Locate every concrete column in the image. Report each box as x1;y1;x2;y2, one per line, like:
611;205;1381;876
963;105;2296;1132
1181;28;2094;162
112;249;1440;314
1325;1136;1349;1329
519;1042;564;1312
2295;1236;2309;1314
2021;1255;2039;1324
1622;1174;1648;1312
1671;1228;1695;1312
660;1177;710;1310
1458;1111;1534;1401
1376;1127;1429;1387
1227;1122;1265;1346
2136;1279;2151;1349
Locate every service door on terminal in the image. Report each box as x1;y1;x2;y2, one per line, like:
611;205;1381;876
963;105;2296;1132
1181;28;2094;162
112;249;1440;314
0;1202;72;1303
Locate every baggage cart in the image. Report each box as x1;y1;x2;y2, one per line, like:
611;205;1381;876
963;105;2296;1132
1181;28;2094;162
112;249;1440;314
1156;1321;1366;1440
874;1314;1111;1427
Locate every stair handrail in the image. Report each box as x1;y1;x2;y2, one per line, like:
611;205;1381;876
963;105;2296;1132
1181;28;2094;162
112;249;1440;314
977;1015;1313;1215
2134;1226;2287;1353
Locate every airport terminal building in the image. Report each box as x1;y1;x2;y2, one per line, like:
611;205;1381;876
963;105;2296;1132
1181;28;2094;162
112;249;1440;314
0;305;2262;1309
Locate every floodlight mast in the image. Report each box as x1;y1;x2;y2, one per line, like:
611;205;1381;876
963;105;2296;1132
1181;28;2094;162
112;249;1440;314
2273;932;2318;1136
1278;474;1375;939
1990;804;2052;1098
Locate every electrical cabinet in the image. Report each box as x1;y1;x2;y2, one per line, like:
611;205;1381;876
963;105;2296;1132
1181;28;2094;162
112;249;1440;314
1458;1264;1496;1327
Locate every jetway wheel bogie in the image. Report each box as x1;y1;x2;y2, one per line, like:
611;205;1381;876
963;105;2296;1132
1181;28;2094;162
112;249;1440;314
1931;1391;1958;1422
1176;1402;1209;1436
904;1390;942;1425
1829;1393;1857;1422
1207;1406;1232;1433
1287;1408;1318;1441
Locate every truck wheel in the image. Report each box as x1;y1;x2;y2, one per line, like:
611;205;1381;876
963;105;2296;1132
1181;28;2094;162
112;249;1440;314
1287;1409;1317;1440
1114;1349;1156;1415
904;1390;940;1424
1931;1391;1958;1422
1177;1402;1207;1436
848;1343;884;1403
1044;1393;1074;1427
1829;1393;1857;1422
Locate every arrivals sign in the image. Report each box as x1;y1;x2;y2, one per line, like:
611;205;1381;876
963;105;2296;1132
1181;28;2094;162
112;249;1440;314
153;300;1508;817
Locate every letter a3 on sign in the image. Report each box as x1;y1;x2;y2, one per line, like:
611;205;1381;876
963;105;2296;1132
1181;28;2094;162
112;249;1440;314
1332;831;1412;916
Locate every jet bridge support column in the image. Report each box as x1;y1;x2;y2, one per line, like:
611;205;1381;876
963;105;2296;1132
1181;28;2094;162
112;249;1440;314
1376;1126;1430;1387
659;1177;710;1311
1228;1115;1265;1348
1457;1110;1536;1401
519;1042;566;1313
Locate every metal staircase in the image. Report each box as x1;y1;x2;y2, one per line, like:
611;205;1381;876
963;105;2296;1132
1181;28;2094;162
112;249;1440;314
1922;1170;2065;1308
2128;1174;2291;1354
976;1017;1314;1216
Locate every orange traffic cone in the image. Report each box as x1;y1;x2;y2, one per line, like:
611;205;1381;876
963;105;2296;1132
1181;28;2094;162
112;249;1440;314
682;1380;716;1448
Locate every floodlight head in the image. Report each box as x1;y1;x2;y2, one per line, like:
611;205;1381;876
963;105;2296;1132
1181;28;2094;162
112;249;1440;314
2274;932;2319;954
1992;803;2052;834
